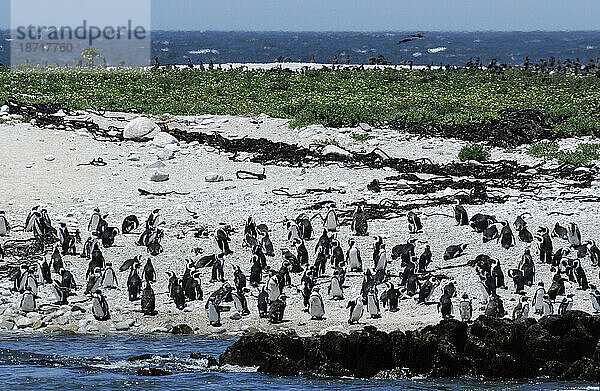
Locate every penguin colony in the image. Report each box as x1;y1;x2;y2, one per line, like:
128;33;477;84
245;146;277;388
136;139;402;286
1;201;600;332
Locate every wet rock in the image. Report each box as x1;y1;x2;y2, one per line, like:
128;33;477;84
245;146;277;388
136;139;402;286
190;353;219;367
137;368;172;376
171;324;193;335
128;354;169;362
123;117;161;141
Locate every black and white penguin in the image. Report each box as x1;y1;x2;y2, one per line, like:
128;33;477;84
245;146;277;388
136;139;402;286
266;272;281;303
24;206;39;232
146;209;162;231
352;205;368;236
542;294;553;315
214;228;232;255
330;240;344;268
347;295;365;324
296;239;309;266
91;290;110;321
537;227;553;264
478;276;489;304
141;282;156;315
295;214;312;241
438;292;453;319
533;282;545;314
101;262;118;288
261;231;275;257
347;239;362;272
143;258;156;282
173;280;186;310
51;246;63;274
127;264;142;301
518;226;534;243
328;272;344;300
574;259;589;290
513;296;529;321
309;288;325;320
499;222;515;249
567;223;582;247
375;244;387;272
88;208;102;233
453;204;468;226
211;254;225;282
287;221;301;243
470;213;497;233
459;293;472;322
552;222;568;240
122;215;140;234
381;283;399;312
232;289;250;316
40;258;52;284
443;244;467;260
85;267;102;294
258;287;269;318
325;207;338;232
492;260;506;289
407;211;422;234
589;241;600;266
482;222;500;243
418;277;439;303
519;249;535;286
19;287;37;313
418;245;432;272
268;295;286;324
207;299;221;326
315;229;331;255
233;266;247;293
0;211;10;236
558;294;573;315
249;255;262;287
367;287;381;318
590;285;600;313
514;213;528;232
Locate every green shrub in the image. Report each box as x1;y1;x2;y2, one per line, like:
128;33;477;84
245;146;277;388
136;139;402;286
458;144;491;162
351;132;375;142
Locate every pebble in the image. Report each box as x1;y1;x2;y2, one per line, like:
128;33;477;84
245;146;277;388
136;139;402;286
114;321;131;331
0;105;8;115
291;167;306;176
146;160;167;169
152;132;178;148
127;154;140;161
422;144;434;150
359;123;371;131
210;326;227;334
205;174;224;182
157;149;175;161
44;154;56;161
151;170;169;182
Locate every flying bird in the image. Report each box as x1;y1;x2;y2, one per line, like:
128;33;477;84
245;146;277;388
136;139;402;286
397;38;415;45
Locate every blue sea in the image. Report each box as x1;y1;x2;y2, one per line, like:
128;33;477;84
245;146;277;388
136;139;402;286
1;30;600;67
0;334;597;390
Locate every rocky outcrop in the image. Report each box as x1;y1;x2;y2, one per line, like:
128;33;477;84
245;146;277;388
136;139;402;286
219;311;600;380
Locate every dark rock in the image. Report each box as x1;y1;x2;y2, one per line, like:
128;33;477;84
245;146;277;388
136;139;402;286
136;367;172;376
190;353;219;367
171;324;193;335
128;354;169;362
220;312;600;380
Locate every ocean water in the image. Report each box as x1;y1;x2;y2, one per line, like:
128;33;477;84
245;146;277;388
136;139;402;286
0;334;597;390
1;30;600;67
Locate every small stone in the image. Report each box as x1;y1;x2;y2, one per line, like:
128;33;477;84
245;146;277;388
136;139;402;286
151;170;169;182
171;324;193;335
146;160;167;169
205;174;223;182
210;326;226;334
396;180;410;189
0;105;8;115
16;317;34;329
422;144;434;150
127;154;140;161
114;321;130;331
75;129;90;137
230;311;242;320
322;145;352;158
152;132;178;148
44;154;56;161
157;149;175;161
291;167;306;176
359;123;371;131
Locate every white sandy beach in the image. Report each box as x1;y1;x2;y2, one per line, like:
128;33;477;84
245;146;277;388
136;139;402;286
0;107;599;337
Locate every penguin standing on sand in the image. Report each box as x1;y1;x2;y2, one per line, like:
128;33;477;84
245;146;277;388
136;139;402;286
347;295;365;324
101;262;118;288
513;296;529;320
173;280;186;310
258;287;269;318
408;211;422;234
537;227;553;264
88;208;102;233
328;272;344;300
367;287;381;318
91;290;110;321
309;288;325;320
268;295;287;324
19;287;37;313
558;294;573;315
325;207;338;232
519;249;535;286
438;292;453;319
0;211;10;236
215;228;233;255
542;295;553;315
127;264;142;301
352;205;368;236
347;240;362;271
459;294;472;322
567;223;581;247
590;285;600;313
207;299;221;326
141;282;156;315
143;258;156;283
454;204;468;226
51;247;63;274
25;206;39;232
418;245;432;272
533;282;545;314
499;222;515;249
232;289;250;316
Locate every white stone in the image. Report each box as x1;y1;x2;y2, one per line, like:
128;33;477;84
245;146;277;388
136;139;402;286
152;132;178;148
210;326;226;334
0;105;9;115
291;167;306;176
16;317;34;328
127;154;140;161
123;117;161;141
146;161;167;170
44;154;55;161
114;321;130;331
322;145;352;158
75;129;90;137
230;311;242;320
205;174;223;182
151;170;169;182
359;123;371;131
157;149;175;161
164;143;180;153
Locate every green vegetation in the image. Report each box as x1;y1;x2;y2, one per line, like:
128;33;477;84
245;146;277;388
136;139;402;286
528;141;600;164
458;143;491;162
314;138;340;146
1;67;600;133
351;132;375;142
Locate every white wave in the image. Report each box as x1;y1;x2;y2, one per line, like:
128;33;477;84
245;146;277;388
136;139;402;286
220;364;258;373
586;46;595;50
428;47;447;54
161;48;169;52
412;52;423;57
189;49;220;55
352;49;368;54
